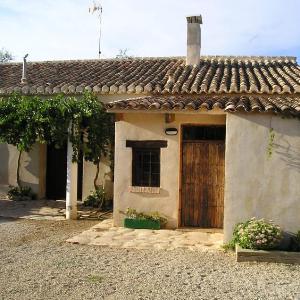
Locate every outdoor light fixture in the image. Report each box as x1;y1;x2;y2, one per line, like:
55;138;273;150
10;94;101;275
165;128;178;135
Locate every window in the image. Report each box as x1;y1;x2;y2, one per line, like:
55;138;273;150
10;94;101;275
182;126;226;141
126;140;167;188
132;148;160;187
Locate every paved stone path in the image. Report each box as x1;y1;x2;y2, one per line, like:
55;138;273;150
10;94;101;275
67;219;224;251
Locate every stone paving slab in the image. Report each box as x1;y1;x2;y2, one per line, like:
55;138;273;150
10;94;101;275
66;219;224;251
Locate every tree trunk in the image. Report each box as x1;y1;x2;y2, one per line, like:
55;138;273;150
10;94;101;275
16;150;22;188
94;161;100;190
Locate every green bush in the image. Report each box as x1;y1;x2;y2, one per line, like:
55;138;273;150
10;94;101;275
123;208;168;226
84;186;106;209
7;186;36;201
290;230;300;252
297;231;300;242
229;217;282;250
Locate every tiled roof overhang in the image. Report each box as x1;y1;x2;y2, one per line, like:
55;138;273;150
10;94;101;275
1;56;300;95
106;95;300;115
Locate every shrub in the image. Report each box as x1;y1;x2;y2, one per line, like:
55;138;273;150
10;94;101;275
84;186;106;209
229;217;282;250
7;186;36;201
123;208;168;226
297;231;300;242
290;230;300;252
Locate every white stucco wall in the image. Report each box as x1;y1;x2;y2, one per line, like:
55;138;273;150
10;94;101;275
0;143;45;197
82;156;113;200
113;112;226;228
224;113;300;241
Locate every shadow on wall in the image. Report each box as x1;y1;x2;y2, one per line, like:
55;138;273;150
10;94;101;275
20;148;39;194
103;159;114;200
274;140;300;173
0;144;9;184
235;113;300;136
235;113;300;172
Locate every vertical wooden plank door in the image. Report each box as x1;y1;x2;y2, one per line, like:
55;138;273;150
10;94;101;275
181;141;225;228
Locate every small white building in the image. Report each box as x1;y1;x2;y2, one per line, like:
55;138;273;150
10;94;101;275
1;16;300;241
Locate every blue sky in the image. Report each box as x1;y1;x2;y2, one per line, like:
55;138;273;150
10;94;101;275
0;0;299;62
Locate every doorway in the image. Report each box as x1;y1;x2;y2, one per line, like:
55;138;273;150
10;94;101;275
181;125;225;228
46;144;83;200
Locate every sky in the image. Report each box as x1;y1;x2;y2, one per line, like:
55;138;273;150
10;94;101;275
0;0;300;62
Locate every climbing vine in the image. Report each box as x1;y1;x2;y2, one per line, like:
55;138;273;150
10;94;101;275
0;94;42;186
267;127;275;159
0;92;114;190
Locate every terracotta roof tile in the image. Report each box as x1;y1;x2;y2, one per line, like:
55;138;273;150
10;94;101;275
106;95;300;115
0;56;299;95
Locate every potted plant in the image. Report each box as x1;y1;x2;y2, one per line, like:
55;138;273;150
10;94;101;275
122;208;167;230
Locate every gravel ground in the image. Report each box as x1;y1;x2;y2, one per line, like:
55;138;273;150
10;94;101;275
1;218;300;300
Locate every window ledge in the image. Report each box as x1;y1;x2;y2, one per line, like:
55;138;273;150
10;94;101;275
129;186;160;194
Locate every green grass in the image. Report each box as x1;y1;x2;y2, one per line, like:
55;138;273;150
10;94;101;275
221;242;235;251
86;274;104;283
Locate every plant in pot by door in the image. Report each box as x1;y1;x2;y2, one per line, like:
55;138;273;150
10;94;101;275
122;208;167;230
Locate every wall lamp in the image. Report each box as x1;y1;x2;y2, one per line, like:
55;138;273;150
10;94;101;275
165;128;178;135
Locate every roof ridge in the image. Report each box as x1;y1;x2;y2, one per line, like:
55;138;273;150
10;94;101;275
0;56;185;65
201;55;297;62
106;94;300;115
1;55;297;65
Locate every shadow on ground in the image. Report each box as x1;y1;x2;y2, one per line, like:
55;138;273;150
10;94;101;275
0;198;112;221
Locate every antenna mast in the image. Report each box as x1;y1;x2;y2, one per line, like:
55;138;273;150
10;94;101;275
89;1;103;59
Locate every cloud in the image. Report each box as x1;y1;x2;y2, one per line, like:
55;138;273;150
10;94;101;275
0;0;299;61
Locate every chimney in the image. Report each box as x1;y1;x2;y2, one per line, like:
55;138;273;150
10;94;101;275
186;15;202;65
21;54;29;84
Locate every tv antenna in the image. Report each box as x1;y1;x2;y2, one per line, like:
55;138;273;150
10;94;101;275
89;1;103;58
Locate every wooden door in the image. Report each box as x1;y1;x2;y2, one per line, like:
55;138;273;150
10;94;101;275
181;141;225;228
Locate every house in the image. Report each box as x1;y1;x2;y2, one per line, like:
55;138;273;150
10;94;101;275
1;15;300;241
107;16;300;241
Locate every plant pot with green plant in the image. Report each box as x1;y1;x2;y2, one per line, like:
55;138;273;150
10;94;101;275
122;208;167;230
